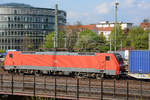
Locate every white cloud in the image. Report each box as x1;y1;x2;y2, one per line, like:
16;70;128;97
119;0;136;8
122;0;150;9
137;1;150;9
96;2;113;14
66;0;150;25
67;11;90;19
67;11;79;19
124;0;135;6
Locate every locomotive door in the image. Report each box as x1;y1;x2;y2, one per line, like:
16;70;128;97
105;56;110;74
97;54;110;75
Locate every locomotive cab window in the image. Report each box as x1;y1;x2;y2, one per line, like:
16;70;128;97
105;56;110;61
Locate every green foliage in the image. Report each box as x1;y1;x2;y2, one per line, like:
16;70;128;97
109;24;125;50
44;32;54;49
126;27;148;49
75;30;100;52
22;35;34;51
99;33;106;42
58;32;65;48
43;24;150;52
44;31;65;49
98;33;109;52
0;50;5;53
65;26;79;51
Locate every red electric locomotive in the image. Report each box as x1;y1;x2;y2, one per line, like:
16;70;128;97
4;51;125;78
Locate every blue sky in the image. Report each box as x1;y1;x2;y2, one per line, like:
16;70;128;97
1;0;150;25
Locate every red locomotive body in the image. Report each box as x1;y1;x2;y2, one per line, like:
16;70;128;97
4;51;124;76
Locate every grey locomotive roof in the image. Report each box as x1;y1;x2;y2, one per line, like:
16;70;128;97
21;51;96;56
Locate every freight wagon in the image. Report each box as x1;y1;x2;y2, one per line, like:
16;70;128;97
4;51;125;78
128;50;150;79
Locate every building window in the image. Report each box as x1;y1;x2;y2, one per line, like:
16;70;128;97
14;17;17;21
18;24;20;29
14;24;17;28
1;32;4;36
20;24;23;29
25;17;27;22
14;10;17;14
5;32;7;36
8;24;10;28
46;18;48;22
18;17;20;21
8;17;10;21
11;31;14;36
30;17;32;22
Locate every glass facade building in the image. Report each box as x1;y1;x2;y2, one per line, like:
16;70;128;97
0;3;66;50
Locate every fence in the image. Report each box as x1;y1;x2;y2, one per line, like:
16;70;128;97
0;73;149;100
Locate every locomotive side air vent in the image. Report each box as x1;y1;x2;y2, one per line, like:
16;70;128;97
78;52;96;56
21;51;35;54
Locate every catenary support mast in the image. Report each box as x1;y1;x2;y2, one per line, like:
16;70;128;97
54;4;58;48
114;0;119;52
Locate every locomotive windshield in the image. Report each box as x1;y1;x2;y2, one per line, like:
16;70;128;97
114;53;124;64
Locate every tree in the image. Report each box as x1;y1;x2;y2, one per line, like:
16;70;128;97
43;31;66;49
75;30;99;52
143;18;149;23
126;27;148;49
64;25;80;51
109;25;125;50
44;32;54;49
99;33;106;42
22;35;34;51
98;33;109;52
58;32;65;48
0;50;5;54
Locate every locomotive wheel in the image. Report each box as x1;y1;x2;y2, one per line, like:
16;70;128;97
96;74;101;79
96;73;105;79
116;75;120;80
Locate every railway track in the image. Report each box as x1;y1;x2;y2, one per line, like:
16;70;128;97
0;73;149;100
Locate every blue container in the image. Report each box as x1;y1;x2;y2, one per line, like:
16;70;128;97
129;50;150;74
